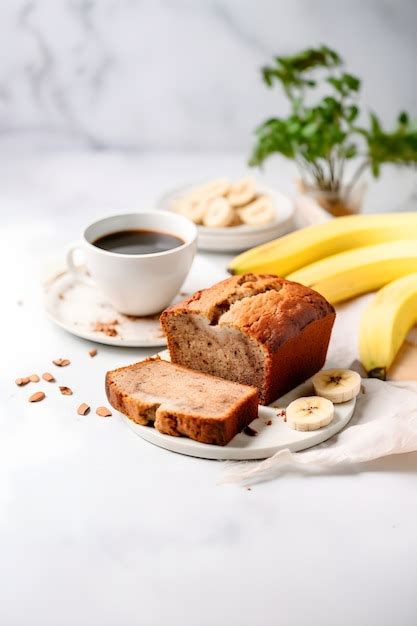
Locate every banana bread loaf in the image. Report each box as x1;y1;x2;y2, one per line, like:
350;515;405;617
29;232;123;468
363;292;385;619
106;357;258;445
160;274;335;404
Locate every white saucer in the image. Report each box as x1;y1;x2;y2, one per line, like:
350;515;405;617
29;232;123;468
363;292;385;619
120;351;356;460
157;183;294;252
44;271;179;347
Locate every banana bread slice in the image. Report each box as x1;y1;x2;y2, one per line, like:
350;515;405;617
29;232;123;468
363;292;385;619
160;274;335;404
105;357;258;446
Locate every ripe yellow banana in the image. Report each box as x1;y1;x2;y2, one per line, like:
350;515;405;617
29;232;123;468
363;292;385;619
359;272;417;378
228;212;417;276
287;240;417;304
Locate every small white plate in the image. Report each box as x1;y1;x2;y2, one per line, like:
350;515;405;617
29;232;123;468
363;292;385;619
157;183;295;252
44;271;180;347
120;351;355;460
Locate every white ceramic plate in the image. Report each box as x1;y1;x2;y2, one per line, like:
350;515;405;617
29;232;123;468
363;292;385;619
120;351;355;460
157;183;295;252
44;271;181;347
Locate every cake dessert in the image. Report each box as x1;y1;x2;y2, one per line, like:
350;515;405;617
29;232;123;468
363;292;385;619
160;273;335;404
105;357;258;446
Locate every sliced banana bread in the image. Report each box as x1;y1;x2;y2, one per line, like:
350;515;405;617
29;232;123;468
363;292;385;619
105;357;258;446
160;274;335;404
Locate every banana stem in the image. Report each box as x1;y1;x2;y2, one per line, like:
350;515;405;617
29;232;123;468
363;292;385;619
367;367;387;381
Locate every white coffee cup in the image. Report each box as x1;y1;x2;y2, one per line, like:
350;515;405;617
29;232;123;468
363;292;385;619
67;211;197;316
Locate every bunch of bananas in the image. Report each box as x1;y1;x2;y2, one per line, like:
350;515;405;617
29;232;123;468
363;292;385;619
228;213;417;379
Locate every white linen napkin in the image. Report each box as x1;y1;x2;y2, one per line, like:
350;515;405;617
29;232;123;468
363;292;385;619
222;379;417;485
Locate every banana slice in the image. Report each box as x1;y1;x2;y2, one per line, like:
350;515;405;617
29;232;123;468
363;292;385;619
238;196;275;226
201;177;231;199
203;197;235;228
228;177;256;207
185;178;230;203
312;369;361;403
173;197;207;224
286;396;334;431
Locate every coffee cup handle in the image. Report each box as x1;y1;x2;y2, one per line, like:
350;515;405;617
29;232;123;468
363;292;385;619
66;245;95;287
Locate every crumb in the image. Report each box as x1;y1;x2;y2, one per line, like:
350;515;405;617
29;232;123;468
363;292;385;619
53;358;70;367
246;487;252;491
58;293;65;300
15;377;30;386
277;409;286;421
265;419;272;426
59;386;73;396
93;321;119;337
29;391;45;402
89;349;97;357
96;406;112;417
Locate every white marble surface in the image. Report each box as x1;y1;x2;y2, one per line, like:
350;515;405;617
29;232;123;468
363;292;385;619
0;0;416;149
1;148;417;626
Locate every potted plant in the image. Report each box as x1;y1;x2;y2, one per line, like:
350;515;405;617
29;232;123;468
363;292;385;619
249;45;417;216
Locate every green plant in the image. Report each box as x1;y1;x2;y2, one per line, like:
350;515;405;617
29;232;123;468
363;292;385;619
250;45;417;195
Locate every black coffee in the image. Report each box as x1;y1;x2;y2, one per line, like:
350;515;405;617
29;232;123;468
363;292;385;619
92;229;184;255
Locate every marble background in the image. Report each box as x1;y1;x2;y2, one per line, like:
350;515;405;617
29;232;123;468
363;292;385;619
0;0;416;150
1;8;417;624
